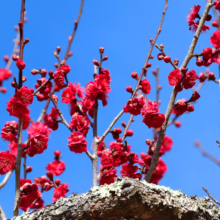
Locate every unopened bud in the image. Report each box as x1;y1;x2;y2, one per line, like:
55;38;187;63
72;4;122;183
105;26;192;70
56;46;61;52
93;60;99;66
68;52;73;57
99;47;104;54
126;86;133;93
145;63;151;68
103;56;108;61
152;69;157;76
12;54;19;61
131;72;138;79
74;20;78;26
163;56;171;63
54;179;60;186
121;122;126;127
126;129;133;137
11;81;17;88
54;63;59;68
46;171;53;181
41;69;47;77
49;70;54;77
146;139;152;145
160;44;164;48
18;21;23;28
174;59;179;66
23;38;29;44
22;76;27;82
157;53;164;60
26;166;32;173
150;38;153;43
31;69;40;75
3;55;9;62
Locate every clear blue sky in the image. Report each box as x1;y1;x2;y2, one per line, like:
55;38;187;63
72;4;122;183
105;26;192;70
0;0;220;218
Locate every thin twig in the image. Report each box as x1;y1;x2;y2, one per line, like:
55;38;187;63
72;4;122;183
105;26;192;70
13;0;25;216
23;155;27;179
121;0;169;142
203;187;220;205
49;94;72;132
0;170;13;189
145;0;214;182
33;77;52;96
0;205;7;220
195;142;220;166
155;44;177;69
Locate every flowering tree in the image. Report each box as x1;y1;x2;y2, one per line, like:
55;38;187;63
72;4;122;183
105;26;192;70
1;0;220;219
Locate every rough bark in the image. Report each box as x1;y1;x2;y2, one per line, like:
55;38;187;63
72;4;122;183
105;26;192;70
12;178;220;220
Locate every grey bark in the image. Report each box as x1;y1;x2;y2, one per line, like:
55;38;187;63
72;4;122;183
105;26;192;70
12;178;220;220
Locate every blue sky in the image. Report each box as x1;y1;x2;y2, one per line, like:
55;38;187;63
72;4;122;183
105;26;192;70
0;0;220;218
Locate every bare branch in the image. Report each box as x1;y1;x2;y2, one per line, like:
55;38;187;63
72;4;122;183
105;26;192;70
0;205;7;220
145;0;214;182
203;186;220;206
0;170;13;189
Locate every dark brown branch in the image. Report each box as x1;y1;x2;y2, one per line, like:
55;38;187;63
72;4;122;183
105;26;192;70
13;0;25;216
13;178;220;220
203;187;220;206
145;0;214;182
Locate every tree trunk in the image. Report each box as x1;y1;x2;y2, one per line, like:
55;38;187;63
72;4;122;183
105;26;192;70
12;178;220;220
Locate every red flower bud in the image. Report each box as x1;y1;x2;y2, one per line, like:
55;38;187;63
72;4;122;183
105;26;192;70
146;139;152;145
54;179;60;186
121;122;126;127
145;63;151;68
175;84;183;92
26;166;32;173
181;68;187;74
68;52;73;57
56;46;61;52
12;54;19;61
152;70;157;75
160;44;164;48
99;47;104;54
131;72;138;79
41;69;47;77
46;171;53;181
150;38;153;43
103;56;108;61
54;150;61;157
206;14;212;21
18;21;23;28
190;91;200;101
93;60;99;66
49;70;54;77
174;121;181;128
3;55;9;62
126;86;133;93
16;59;26;70
126;129;133;137
163;56;171;63
208;72;216;80
174;59;179;66
31;69;40;75
23;38;29;44
22;76;27;82
212;20;219;27
196;57;203;67
187;104;194;112
199;72;207;83
0;87;7;93
157;53;164;60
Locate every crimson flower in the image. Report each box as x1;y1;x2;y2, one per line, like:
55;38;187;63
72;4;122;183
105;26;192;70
67;131;87;153
210;30;220;48
182;70;198;89
168;69;182;86
46;160;65;176
60;64;71;75
1;121;18;143
28;134;48;157
140;79;151;94
120;163;141;180
27;122;51;138
0;151;16;175
142;113;165;129
123;95;146;116
54;69;65;89
44;107;59;131
52;183;69;202
99;166;117;185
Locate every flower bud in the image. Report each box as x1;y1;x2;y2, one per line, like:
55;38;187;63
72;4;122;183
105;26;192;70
0;87;7;93
181;68;187;74
54;150;61;157
196;57;203;67
160;44;164;48
11;81;17;88
18;21;23;28
190;91;200;101
44;182;53;191
152;69;157;76
93;60;99;66
126;129;133;137
68;52;73;57
16;59;26;70
163;56;171;63
22;76;27;82
149;38;153;43
54;63;59;68
174;121;181;128
23;38;29;44
131;72;138;79
145;63;151;68
157;53;164;60
206;14;212;21
174;59;179;66
146;139;152;145
103;56;108;61
41;69;47;77
175;84;183;92
12;54;19;61
49;70;54;77
56;46;61;52
54;179;60;186
3;55;9;62
208;72;216;80
26;166;32;173
212;20;219;27
126;86;133;93
187;104;194;112
121;122;126;127
199;72;207;83
74;20;78;26
46;171;53;181
31;69;40;75
99;47;104;54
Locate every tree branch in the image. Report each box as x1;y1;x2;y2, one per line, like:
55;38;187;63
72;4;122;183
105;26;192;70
0;205;6;220
12;178;220;220
13;0;25;216
203;187;220;206
144;0;214;182
0;170;13;189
